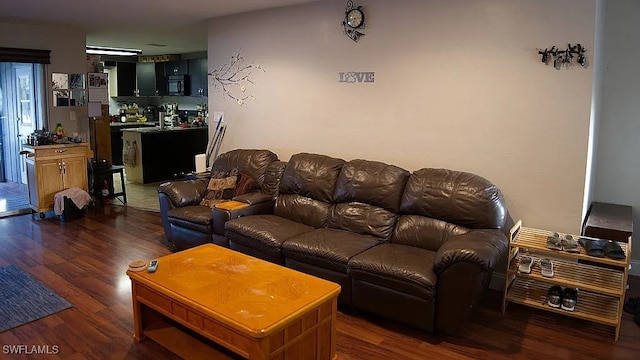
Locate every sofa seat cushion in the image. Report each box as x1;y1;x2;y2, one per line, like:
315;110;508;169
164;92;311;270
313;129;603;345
225;215;314;251
167;205;213;233
348;243;437;299
283;228;382;273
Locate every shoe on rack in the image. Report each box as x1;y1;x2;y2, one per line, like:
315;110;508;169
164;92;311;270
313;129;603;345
561;288;578;311
547;285;563;308
604;241;626;260
579;237;607;257
518;255;534;274
561;234;580;253
540;258;554;278
546;232;562;250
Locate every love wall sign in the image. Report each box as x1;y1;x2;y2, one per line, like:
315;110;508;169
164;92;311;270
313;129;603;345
338;71;375;83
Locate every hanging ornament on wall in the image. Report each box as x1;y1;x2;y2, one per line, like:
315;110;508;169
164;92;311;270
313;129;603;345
342;0;366;42
208;50;267;106
537;43;587;70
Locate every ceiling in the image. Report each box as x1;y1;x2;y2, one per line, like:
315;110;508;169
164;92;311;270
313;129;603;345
0;0;321;55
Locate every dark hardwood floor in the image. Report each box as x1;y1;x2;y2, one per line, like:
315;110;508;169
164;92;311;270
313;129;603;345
0;206;638;359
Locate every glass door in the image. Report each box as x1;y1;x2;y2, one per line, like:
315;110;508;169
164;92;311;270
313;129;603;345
0;62;44;216
14;64;37;184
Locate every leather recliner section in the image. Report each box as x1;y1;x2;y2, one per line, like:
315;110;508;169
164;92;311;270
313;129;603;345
158;149;279;251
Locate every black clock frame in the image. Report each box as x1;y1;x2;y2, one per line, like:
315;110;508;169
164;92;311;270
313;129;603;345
342;1;365;42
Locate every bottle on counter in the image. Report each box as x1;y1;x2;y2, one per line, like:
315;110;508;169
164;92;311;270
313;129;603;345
54;123;64;139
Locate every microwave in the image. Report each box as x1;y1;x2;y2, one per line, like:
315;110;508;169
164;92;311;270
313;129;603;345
167;75;189;96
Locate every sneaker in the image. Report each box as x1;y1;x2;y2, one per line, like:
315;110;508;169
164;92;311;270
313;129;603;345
561;288;578;311
547;285;563;308
518;255;534;274
540;258;554;278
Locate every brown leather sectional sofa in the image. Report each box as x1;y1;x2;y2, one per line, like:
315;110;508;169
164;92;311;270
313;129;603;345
158;149;511;334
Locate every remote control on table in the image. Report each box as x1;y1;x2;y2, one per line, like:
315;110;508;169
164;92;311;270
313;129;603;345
147;260;159;273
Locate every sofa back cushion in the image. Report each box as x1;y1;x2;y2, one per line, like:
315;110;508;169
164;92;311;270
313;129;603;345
275;194;332;228
212;149;278;191
262;161;288;197
275;153;345;227
399;168;508;230
329;203;397;240
327;159;409;240
392;215;469;251
333;159;410;213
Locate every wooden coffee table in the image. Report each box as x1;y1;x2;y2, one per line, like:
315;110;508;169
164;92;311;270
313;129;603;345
126;244;340;359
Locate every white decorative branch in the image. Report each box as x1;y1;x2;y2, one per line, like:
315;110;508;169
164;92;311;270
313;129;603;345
208;51;266;106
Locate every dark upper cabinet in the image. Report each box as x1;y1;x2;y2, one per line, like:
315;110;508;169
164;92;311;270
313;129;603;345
116;62;136;97
136;62;166;96
188;58;208;97
165;60;189;76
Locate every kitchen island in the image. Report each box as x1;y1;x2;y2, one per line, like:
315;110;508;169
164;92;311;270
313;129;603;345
110;122;157;165
122;126;208;184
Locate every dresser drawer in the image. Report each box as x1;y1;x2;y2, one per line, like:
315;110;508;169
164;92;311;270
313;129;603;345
35;146;87;159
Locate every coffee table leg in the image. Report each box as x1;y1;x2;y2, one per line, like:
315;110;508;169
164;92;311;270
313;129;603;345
131;282;143;341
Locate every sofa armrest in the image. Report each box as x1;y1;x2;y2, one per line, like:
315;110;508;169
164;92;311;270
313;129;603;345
212;200;275;236
158;178;209;207
434;229;507;275
432;229;507;335
233;192;273;205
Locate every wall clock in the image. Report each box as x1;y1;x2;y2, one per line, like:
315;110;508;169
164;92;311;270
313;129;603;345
343;1;365;42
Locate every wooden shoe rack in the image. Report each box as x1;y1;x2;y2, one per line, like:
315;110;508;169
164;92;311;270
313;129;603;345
502;220;631;341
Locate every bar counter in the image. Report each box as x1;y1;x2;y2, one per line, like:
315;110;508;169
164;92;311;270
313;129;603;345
122;126;208;184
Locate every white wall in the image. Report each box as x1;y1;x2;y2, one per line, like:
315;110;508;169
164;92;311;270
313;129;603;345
208;0;596;234
593;0;640;258
583;0;606;222
0;22;88;137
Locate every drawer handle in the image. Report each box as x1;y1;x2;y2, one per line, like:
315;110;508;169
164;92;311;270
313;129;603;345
55;149;66;153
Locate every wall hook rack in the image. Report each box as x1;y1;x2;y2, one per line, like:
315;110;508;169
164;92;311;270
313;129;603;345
537;43;587;69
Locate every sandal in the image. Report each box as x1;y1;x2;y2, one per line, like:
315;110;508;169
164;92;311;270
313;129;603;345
540;258;554;278
579;237;607;257
604;241;626;260
518;255;534;274
546;232;562;250
561;234;580;253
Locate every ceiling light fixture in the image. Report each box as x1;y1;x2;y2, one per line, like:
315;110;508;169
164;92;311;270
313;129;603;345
86;46;142;56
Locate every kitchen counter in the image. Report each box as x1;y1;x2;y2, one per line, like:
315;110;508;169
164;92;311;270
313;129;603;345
110;122;157;127
122;126;207;133
122;126;208;184
23;142;91;151
110;122;159;165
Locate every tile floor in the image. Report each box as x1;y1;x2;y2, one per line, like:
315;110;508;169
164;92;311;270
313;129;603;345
108;172;162;211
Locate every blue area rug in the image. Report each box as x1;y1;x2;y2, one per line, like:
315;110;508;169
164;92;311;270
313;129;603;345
0;265;73;332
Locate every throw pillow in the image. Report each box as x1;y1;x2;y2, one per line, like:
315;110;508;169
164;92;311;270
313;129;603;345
200;175;237;208
235;173;256;197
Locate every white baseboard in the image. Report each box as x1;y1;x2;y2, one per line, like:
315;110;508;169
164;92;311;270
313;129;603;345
491;260;640;292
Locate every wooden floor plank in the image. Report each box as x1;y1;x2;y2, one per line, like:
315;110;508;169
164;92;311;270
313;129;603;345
0;205;638;360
